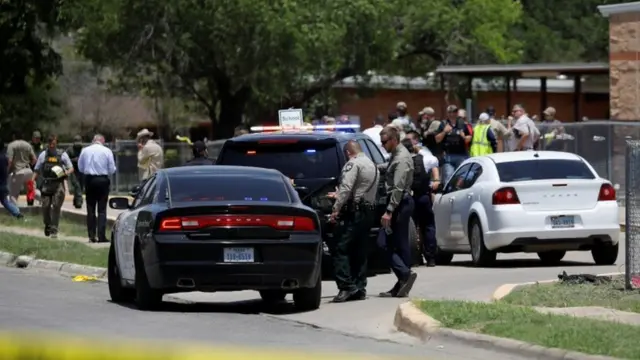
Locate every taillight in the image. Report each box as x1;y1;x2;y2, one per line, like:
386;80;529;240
158;215;316;232
492;187;520;205
598;184;616;201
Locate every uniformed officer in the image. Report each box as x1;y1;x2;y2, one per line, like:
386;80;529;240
185;141;215;165
327;140;378;303
378;126;417;298
65;135;85;208
33;134;74;238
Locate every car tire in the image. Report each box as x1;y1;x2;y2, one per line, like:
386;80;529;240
259;290;287;303
409;219;423;266
537;250;566;265
293;276;321;311
134;245;163;310
108;242;135;303
592;242;618;265
435;246;454;265
469;218;496;267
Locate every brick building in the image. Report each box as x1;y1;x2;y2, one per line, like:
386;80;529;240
599;1;640;120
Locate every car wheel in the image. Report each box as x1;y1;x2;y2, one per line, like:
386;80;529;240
537;250;566;265
409;219;423;266
435;246;454;265
293;275;321;311
259;290;287;303
108;242;135;303
469;218;496;267
592;242;619;265
134;245;163;310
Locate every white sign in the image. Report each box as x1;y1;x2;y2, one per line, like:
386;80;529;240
278;108;304;128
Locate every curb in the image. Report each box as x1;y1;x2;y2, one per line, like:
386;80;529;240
0;251;107;279
491;272;625;301
394;301;618;360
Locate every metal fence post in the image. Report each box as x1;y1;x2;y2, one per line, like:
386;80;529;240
625;140;640;289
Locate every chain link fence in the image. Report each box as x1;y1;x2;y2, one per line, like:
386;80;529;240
625;140;640;289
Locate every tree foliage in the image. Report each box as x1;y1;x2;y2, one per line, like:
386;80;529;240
0;0;66;137
63;0;523;138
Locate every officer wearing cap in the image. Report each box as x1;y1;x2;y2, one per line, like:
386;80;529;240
327;140;378;303
469;113;498;157
33;134;74;238
65;135;85;208
185;140;215;165
378;125;417;298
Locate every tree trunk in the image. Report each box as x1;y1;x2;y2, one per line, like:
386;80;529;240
211;88;250;139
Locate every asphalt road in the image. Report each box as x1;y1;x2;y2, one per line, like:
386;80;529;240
58;201;627;342
0;267;533;360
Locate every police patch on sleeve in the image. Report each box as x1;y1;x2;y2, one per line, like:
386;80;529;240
343;163;354;172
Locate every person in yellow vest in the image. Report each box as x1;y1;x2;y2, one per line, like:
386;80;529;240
469;112;498;157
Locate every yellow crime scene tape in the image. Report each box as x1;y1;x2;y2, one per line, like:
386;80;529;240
0;332;393;360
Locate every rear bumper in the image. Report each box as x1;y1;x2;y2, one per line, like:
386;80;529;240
484;203;620;251
141;235;322;292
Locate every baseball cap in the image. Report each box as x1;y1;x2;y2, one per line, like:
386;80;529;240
396;101;407;109
192;140;207;152
486;106;495;116
446;105;458;113
32;131;41;138
543;107;556;116
478;112;490;122
419;107;435;115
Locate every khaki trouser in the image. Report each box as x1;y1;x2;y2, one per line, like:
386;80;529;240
9;168;33;200
42;182;66;234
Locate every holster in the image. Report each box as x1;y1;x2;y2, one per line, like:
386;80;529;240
40;179;62;196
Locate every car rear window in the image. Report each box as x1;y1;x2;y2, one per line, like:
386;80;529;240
496;159;595;182
218;141;339;179
169;175;290;202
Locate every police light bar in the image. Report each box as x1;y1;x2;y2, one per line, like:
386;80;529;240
250;124;360;132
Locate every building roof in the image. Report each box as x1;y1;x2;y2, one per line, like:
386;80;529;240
598;1;640;17
435;63;609;76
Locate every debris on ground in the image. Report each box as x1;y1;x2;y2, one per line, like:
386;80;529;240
557;271;612;285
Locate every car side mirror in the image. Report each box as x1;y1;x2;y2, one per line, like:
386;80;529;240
109;197;131;210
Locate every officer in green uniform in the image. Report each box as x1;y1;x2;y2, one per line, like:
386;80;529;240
65;135;85;208
33;135;74;238
328;140;378;303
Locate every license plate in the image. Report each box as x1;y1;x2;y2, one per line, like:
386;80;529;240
223;247;254;263
551;215;575;228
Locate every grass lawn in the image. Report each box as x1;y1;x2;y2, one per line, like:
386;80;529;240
501;277;640;313
0;232;108;267
0;213;87;238
419;300;640;359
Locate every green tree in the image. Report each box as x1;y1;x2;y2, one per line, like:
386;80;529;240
516;0;619;63
0;0;67;138
64;0;522;138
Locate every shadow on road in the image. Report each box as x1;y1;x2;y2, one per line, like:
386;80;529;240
448;259;600;268
108;294;336;315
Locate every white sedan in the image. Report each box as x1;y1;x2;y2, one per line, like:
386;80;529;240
433;151;620;267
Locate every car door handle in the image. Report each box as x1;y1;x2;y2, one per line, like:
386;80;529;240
449;198;454;203
467;193;473;199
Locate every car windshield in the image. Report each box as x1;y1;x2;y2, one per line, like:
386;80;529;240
496;159;596;182
218;141;340;179
169;175;290;202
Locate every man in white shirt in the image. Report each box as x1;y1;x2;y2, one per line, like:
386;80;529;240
509;104;540;151
362;115;389;160
78;134;117;243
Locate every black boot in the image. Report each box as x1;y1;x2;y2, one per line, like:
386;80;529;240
396;272;418;297
332;289;358;303
379;282;400;298
426;258;436;267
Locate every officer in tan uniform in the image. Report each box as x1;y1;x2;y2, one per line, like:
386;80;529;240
327;140;378;303
136;129;164;181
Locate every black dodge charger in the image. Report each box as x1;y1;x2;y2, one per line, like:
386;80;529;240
107;165;323;311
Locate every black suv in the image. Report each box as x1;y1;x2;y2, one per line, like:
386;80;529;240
216;130;420;276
